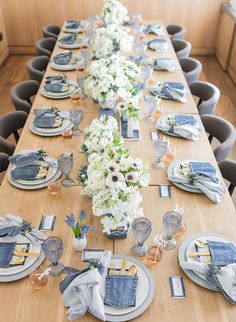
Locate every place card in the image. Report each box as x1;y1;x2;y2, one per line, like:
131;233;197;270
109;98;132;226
82;249;106;262
169;276;186;299
159;185;171;198
39;215;56;231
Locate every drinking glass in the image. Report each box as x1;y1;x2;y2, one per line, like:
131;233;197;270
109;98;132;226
131;217;152;257
161;211;182;250
145;245;163;267
132;24;143;40
47;179;63;195
152;139;168;169
144;95;159;122
58;152;74;187
29;267;48;290
42;237;64;276
163;145;176;163
81;49;89;68
140;66;152;85
70;109;84;136
135;40;147;57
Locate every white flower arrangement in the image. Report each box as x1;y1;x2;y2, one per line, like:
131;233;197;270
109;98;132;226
116;100;140;120
92;24;133;59
84;55;140;103
100;0;129;26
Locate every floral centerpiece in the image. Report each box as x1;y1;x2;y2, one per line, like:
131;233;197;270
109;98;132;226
116;100;140;120
84;55;140;104
65;210;94;251
92;24;133;59
100;0;129;26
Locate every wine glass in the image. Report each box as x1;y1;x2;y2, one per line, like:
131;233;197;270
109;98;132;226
144;95;159;122
81;49;89;68
70;109;84;136
131;217;152;257
152;139;168;169
58;152;74;187
161;211;182;250
135;39;147;57
140;66;152;85
132;24;143;40
42;237;64;276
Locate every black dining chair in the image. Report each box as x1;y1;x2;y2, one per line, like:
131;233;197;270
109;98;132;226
26;55;49;83
0;111;28;145
219;160;236;196
167;24;186;40
189;81;220;115
179;58;202;86
10;80;39;114
171;39;191;60
42;24;61;39
35;37;56;57
201;114;236;162
0;150;10;174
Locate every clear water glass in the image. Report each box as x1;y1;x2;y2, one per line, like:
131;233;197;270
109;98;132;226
131;217;152;257
58;152;74;187
42;237;64;276
135;40;147;56
162;211;182;250
132;24;143;39
140;66;152;85
152;139;168;169
81;49;89;68
144;95;158;122
70;109;84;136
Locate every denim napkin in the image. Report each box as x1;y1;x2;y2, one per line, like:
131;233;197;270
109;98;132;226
151;82;186;102
208;241;236;266
66;20;80;29
33;117;57;128
175;115;197;126
45;75;64;83
144;24;165;35
53;52;72;65
44;83;68;93
189;162;216;176
11;164;41;181
0;242;16;267
59;34;77;44
9;150;44;168
147;38;169;51
148;57;177;72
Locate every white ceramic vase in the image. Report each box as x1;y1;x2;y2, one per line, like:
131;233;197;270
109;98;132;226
72;235;87;251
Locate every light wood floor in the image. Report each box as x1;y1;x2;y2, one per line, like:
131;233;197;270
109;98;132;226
0;55;235;205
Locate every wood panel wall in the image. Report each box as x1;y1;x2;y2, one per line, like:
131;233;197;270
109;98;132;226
0;2;9;65
0;0;224;55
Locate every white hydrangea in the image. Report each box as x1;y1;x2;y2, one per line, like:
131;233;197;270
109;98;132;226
100;0;129;25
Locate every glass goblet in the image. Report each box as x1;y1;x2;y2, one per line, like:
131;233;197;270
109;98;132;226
152;139;168;169
81;49;89;68
135;40;147;57
42;237;64;276
140;66;152;86
58;152;74;187
144;95;158;122
162;211;182;250
131;217;152;257
70;109;84;136
132;24;143;40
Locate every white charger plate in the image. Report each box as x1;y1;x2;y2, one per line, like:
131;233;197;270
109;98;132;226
179;233;236;291
92;254;155;322
40;85;75;99
58;37;87;49
30;118;71;136
0;235;41;276
50;56;84;71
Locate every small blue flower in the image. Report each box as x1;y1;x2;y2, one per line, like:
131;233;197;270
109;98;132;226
65;214;75;228
79;210;86;221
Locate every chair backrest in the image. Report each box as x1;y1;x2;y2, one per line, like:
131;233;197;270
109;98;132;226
10;80;39;114
0;111;28;141
190;81;220;115
219;159;236;195
179;58;202;86
26;55;49;83
35;37;56;57
0;152;9;174
42;24;61;39
201;114;236;162
171;39;191;60
0;136;15;156
167;24;186;40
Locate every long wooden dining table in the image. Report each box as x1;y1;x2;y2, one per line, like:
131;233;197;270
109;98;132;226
0;20;236;322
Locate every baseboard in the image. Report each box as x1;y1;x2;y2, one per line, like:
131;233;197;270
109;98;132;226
191;47;216;56
8;46;36;55
0;47;9;66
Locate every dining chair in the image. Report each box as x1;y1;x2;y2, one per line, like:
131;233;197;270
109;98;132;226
218;160;236;196
0;111;28;144
167;24;186;40
201;114;236;162
179;58;202;86
171;39;191;60
42;24;61;39
189;81;220;115
26;55;49;83
35;37;56;57
0;151;9;174
10;80;39;114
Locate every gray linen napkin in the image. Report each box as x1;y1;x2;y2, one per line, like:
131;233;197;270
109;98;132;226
147;57;177;72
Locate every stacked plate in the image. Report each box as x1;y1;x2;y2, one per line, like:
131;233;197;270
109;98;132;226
7;158;61;190
30;115;71;137
40;84;75;99
63;20;85;33
93;254;155;322
167;160;220;193
50;52;84;71
179;233;236;291
58;36;88;49
0;234;45;282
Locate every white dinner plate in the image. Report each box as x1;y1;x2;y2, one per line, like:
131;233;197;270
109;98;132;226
92;254;155;322
50;56;84;71
30;118;71;136
40;85;75;99
0;235;41;276
58;37;88;49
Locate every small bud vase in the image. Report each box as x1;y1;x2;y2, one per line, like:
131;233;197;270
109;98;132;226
72;235;87;251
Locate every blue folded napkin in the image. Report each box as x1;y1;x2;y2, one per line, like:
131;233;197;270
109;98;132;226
144;24;162;34
33;117;57;128
0;242;16;267
189;162;216;175
66;21;80;29
44;83;68;93
165;82;185;90
34;108;57;117
175;115;197;126
53;52;72;65
59;34;76;44
45;75;64;83
9;151;44;168
149;38;166;44
11;164;41;181
208;240;236;266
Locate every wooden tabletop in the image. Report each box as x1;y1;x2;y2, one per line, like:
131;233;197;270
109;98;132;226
0;21;235;322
